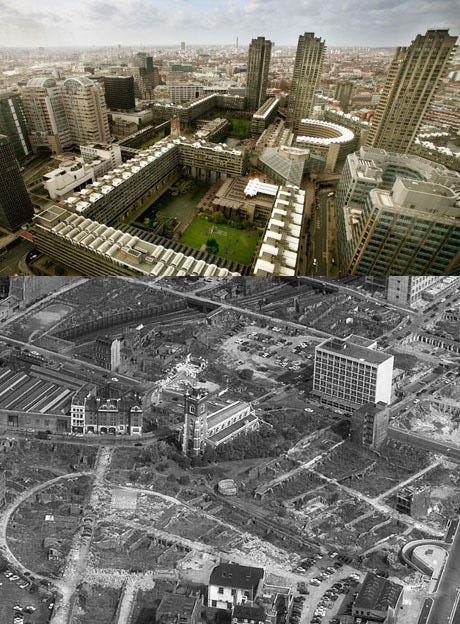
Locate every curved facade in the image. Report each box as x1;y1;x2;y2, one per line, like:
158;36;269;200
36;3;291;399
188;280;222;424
295;118;357;172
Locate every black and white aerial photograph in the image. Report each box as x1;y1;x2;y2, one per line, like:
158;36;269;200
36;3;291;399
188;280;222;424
0;275;458;624
0;0;460;621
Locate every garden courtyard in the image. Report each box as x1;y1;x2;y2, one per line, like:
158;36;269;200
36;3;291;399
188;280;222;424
180;216;260;266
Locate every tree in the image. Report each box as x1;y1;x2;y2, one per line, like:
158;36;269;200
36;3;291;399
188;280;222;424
237;368;254;380
206;238;219;254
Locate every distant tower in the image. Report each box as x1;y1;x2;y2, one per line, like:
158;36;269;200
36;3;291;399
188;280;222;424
181;41;186;53
245;36;272;111
286;32;325;133
0;135;33;232
182;387;208;456
170;115;181;138
365;29;457;153
236;37;239;50
334;81;353;113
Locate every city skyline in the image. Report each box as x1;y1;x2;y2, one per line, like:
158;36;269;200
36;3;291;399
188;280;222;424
1;0;459;48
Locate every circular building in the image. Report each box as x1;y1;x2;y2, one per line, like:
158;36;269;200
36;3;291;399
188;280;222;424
295;118;357;173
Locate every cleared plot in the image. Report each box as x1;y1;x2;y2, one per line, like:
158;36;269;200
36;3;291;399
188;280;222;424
316;441;430;496
75;584;121;624
111;488;138;511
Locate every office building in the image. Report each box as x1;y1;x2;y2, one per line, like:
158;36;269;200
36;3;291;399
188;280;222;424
182;387;258;456
70;384;143;435
286;33;325;134
365;30;457;153
352;572;403;622
168;84;203;104
103;76;135;111
245;37;272;111
208;562;265;609
22;77;72;153
22;76;110;153
350;402;390;449
386;276;442;306
346;177;460;275
313;335;394;412
0;90;31;161
0;135;34;231
63;77;110;145
335;146;460;273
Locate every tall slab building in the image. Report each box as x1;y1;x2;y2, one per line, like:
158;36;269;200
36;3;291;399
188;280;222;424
245;36;272;111
0;135;34;231
286;32;325;134
365;29;457;153
0;90;31;162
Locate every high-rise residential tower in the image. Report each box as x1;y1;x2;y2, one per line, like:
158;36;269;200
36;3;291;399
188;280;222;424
0;90;31;162
286;32;325;134
0;135;34;231
365;29;457;153
245;36;272;111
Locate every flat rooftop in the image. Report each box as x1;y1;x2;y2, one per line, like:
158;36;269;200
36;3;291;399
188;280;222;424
317;336;392;365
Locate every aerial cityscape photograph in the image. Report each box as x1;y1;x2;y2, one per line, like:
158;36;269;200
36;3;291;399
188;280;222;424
0;0;459;624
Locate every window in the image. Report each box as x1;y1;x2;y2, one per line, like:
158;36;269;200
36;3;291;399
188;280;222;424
212;601;217;608
218;587;224;594
231;589;236;596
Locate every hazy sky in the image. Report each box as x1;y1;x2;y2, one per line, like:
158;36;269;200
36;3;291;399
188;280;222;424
1;0;459;48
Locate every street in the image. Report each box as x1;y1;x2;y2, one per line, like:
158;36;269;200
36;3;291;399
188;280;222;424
0;239;35;276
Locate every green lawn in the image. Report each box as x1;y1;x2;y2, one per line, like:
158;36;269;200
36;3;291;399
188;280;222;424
227;117;251;138
180;217;260;265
